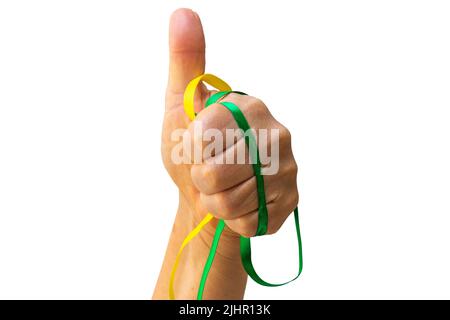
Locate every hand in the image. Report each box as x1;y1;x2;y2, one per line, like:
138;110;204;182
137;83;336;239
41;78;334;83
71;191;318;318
155;8;299;300
162;9;299;239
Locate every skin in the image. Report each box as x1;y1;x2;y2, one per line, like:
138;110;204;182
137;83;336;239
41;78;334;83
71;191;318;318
153;8;299;300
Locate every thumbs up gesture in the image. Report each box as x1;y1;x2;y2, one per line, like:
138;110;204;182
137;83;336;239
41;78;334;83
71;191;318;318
162;8;299;238
155;9;299;299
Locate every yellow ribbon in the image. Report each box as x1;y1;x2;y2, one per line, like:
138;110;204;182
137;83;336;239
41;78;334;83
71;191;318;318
183;74;232;121
169;214;213;300
169;74;232;300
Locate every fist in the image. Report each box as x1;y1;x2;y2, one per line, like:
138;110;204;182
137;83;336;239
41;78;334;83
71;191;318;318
162;9;299;238
185;93;299;237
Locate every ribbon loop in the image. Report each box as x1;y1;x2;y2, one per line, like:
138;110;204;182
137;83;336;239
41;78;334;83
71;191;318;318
183;74;231;120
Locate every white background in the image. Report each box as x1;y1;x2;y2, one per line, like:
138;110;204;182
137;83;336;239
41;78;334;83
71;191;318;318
1;0;450;299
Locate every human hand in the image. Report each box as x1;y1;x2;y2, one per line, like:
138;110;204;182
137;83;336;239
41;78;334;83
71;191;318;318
162;9;299;239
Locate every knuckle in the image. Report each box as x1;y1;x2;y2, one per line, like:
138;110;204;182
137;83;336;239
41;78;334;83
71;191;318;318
214;193;235;219
199;163;212;180
279;125;292;143
293;161;299;176
195;103;223;129
285;159;298;178
280;157;299;178
191;165;220;195
248;97;269;115
202;166;220;194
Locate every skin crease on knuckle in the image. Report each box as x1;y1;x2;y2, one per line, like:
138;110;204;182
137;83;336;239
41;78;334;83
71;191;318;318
191;164;221;195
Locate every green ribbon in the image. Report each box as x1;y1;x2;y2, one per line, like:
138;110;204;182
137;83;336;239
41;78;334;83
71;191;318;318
197;91;303;300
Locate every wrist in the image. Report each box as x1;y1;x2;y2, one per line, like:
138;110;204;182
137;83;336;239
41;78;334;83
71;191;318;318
154;189;247;300
177;191;242;262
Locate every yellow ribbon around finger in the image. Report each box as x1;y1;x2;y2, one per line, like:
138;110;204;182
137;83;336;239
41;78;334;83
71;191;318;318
183;74;232;120
169;74;232;300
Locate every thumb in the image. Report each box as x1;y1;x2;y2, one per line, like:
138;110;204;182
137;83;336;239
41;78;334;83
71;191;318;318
166;9;206;104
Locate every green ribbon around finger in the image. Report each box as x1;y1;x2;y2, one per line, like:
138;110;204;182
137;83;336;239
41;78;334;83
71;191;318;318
197;91;304;299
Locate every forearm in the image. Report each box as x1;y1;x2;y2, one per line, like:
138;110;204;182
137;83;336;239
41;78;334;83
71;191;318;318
152;192;248;300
